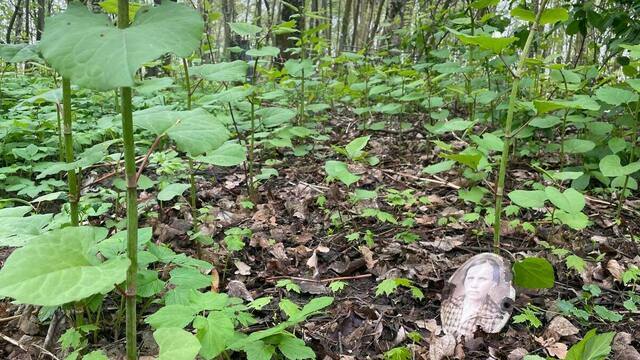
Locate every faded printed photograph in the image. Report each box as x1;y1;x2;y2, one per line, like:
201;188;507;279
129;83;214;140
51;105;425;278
440;253;516;339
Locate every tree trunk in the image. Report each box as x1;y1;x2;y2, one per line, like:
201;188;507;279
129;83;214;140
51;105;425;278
25;0;30;42
6;0;23;43
221;0;238;60
255;0;262;27
367;0;385;52
275;0;303;61
35;0;45;41
350;0;361;50
339;0;352;52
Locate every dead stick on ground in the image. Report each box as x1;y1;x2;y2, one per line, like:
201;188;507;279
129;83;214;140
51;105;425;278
0;332;26;351
81;157;145;189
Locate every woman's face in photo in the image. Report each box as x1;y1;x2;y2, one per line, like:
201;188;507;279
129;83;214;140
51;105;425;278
463;262;496;301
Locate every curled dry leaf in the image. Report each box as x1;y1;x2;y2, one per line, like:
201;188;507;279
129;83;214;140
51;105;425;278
210;268;219;293
507;348;529;360
607;259;625;281
546;342;568;359
544;316;579;340
234;261;251;276
429;334;457;360
359;245;377;270
226;280;253;301
306;250;319;278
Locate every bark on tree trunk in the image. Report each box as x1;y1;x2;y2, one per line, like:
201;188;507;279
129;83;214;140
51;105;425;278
367;0;385;52
339;0;352;52
275;0;303;61
350;0;361;50
25;0;30;42
6;0;24;43
35;0;45;40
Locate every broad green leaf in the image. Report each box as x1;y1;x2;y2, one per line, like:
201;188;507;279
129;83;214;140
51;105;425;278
278;336;315;360
135;108;230;156
345;136;370;159
157;183;190;202
292;296;334;323
539;7;569;24
191;61;248;82
256;107;297;127
246;46;280;57
154;327;201;360
593;305;623;322
145;304;196;329
229;22;262;37
562;138;595;154
556;210;590;230
196;142;246;166
135;77;174;95
544;186;585;213
627;79;640;93
0;213;52;247
284;59;315;77
470;0;499;9
194;312;235;359
0;227;129;306
83;350;109;360
169;267;211;289
513;257;555;289
455;32;517;53
595;86;639;106
325;161;360;186
533;96;600;114
511;7;568;25
529;115;561;128
422;160;455;175
599;155;640;177
0;43;41;63
565;329;614;360
440;152;482;170
243;341;275;360
98;0;141;21
39;2;203;91
508;190;547;209
427;119;473;134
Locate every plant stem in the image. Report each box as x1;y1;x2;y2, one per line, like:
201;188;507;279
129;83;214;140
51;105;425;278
182;58;191;110
62;78;79;226
616;104;639;219
493;0;547;253
118;1;138;359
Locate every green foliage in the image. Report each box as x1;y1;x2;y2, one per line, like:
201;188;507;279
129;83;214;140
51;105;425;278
565;329;615;360
513;257;555;289
0;226;129;306
39;2;203;90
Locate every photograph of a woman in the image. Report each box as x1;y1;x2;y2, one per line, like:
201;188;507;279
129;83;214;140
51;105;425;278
441;253;515;339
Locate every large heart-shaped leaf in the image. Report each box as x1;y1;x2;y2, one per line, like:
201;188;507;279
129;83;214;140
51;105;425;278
599;155;640;177
595;86;639;106
513;257;555;289
154;327;201;360
39;2;202;91
134;108;230;156
0;43;41;63
191;61;248;82
544;186;585;213
0;227;130;306
453;31;517;53
325;161;360;187
194;312;235;359
508;190;547;209
196;142;246;166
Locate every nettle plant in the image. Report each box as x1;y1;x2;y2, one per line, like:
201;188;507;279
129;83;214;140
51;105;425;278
0;2;331;360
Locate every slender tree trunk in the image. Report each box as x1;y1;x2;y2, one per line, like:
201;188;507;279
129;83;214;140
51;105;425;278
221;0;237;60
6;0;23;43
275;0;303;60
255;0;262;27
339;0;352;52
35;0;45;40
24;0;30;42
367;0;385;52
350;0;361;50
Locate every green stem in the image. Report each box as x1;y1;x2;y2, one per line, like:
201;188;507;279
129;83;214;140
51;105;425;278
616;105;639;219
182;58;191;110
62;78;79;226
493;0;547;253
118;1;138;359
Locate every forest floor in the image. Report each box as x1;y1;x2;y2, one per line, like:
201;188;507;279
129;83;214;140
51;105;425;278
0;111;639;359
